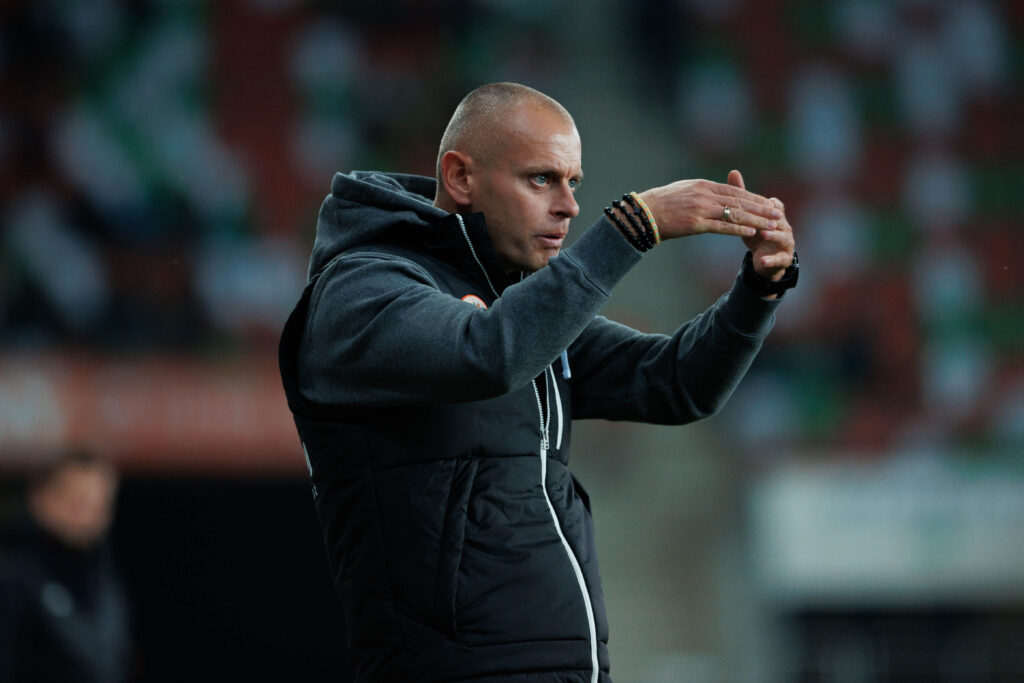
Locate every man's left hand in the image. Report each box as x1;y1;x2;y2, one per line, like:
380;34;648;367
727;170;795;280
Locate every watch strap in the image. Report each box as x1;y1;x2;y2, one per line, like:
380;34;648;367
742;250;799;297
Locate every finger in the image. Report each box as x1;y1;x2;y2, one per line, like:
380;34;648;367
718;195;783;220
752;224;796;247
719;205;778;231
757;251;796;270
727;169;745;190
706;219;758;238
711;182;773;207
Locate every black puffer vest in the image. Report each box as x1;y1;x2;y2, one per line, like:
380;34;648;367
279;213;611;682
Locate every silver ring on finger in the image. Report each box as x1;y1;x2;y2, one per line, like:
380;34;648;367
722;206;734;222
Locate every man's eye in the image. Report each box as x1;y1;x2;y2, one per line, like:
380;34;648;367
531;174;549;186
568;179;579;192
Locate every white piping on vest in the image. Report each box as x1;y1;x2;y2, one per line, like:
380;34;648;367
302;442;318;498
534;372;597;682
455;214;499;300
551;366;564;450
460;212;597;681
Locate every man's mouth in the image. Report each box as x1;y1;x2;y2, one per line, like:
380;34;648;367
537;232;566;248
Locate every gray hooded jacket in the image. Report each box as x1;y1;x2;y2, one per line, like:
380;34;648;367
281;171;780;682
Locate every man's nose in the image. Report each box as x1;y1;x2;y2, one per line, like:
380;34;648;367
553;182;579;219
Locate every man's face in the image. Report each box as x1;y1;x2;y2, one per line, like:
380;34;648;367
31;464;118;549
467;105;582;274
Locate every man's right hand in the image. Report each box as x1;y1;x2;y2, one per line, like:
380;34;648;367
637;173;781;241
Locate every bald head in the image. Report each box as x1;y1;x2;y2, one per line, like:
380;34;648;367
434;83;575;199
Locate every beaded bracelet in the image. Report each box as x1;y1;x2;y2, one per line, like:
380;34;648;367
617;196;657;249
629;202;657;250
612;199;654;251
626;192;660;245
603;206;646;252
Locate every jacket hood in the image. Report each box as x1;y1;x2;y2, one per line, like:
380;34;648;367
308;171;446;280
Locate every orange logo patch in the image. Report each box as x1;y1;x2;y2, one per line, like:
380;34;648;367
461;294;488;309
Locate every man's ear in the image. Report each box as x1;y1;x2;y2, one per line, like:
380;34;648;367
440;150;474;207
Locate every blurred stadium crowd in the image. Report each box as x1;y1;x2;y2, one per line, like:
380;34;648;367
672;0;1024;460
0;0;1021;461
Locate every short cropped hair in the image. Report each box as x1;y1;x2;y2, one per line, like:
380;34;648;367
435;82;574;186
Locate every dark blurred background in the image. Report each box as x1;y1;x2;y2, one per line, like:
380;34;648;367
0;0;1022;681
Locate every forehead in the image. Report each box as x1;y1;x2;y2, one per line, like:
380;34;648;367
51;464;116;491
496;104;581;171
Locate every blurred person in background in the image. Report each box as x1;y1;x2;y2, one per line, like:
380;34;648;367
280;82;796;682
0;451;131;683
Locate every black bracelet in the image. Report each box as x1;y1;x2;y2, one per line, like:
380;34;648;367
621;194;657;249
623;193;649;230
604;206;646;252
613;200;653;250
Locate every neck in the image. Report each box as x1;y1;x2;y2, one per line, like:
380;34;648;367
434;192;460;214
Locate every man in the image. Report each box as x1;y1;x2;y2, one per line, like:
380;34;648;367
279;82;796;682
0;451;131;683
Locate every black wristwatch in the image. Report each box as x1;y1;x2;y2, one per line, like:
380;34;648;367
742;250;799;298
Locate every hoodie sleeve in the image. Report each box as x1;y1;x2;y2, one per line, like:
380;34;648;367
566;265;780;425
298;216;643;406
